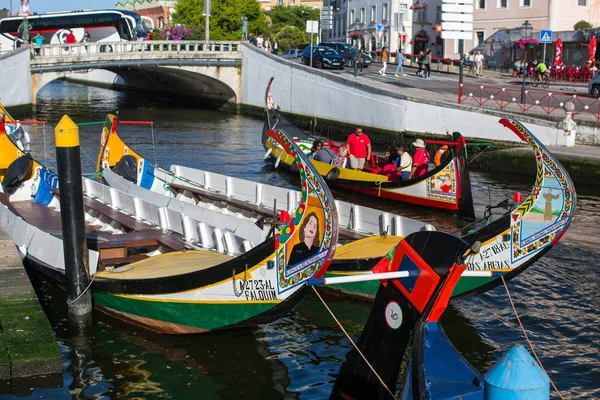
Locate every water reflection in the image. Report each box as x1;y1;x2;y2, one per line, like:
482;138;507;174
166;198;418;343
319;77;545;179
0;81;597;399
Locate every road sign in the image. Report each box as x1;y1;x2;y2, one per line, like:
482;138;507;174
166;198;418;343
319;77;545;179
540;30;552;43
441;31;472;40
321;5;332;12
306;20;319;34
376;23;384;32
442;13;473;22
441;3;472;13
442;22;473;31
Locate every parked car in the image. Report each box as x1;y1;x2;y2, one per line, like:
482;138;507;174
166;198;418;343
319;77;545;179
589;72;600;95
281;48;302;59
301;46;345;69
317;42;372;68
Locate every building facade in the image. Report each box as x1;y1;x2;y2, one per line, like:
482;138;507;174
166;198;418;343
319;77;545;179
115;0;176;29
258;0;322;12
327;0;414;54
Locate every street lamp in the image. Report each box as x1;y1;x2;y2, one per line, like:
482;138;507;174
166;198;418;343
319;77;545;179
520;20;533;104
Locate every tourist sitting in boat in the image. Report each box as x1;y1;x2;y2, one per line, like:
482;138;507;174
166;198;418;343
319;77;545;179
333;145;348;168
409;139;430;179
311;140;337;164
395;146;413;180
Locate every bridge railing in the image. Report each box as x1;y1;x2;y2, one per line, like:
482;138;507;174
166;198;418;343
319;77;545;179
33;40;240;58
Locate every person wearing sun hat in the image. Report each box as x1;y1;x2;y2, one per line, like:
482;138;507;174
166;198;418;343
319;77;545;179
409;138;430;179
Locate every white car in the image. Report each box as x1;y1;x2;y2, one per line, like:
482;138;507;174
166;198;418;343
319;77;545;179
281;48;302;60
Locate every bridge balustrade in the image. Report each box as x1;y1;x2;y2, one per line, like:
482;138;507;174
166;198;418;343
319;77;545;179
33;40;240;58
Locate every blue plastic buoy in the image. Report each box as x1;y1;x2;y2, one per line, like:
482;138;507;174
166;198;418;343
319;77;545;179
484;345;550;400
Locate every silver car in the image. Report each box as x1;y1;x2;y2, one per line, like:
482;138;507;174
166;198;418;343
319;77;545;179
281;48;302;60
589;72;600;95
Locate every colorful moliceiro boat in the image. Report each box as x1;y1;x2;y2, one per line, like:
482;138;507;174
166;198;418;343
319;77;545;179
0;115;339;334
324;118;576;300
263;78;476;220
331;230;550;400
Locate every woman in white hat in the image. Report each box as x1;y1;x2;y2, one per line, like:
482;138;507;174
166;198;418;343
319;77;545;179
409;138;430;179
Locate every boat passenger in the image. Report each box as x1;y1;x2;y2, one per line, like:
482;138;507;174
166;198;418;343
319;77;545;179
346;126;371;171
312;141;337;164
333;146;348;168
309;140;323;158
395;146;413;180
409;139;430;179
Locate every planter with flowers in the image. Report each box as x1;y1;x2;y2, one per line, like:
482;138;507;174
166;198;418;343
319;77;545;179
512;38;539;49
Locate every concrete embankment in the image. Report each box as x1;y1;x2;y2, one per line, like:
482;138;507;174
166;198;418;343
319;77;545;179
0;229;62;393
240;43;582;148
0;48;32;108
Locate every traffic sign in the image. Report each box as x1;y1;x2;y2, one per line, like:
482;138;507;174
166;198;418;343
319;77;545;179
441;22;473;31
321;23;333;30
540;30;552;43
376;23;385;32
306;20;319;34
441;31;472;40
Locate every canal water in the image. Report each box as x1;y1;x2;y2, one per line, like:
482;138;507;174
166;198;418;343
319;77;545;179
1;81;599;399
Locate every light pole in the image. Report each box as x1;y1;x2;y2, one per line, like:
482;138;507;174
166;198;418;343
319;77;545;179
520;20;533;104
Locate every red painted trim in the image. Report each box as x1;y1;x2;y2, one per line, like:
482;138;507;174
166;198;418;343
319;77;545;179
118;121;154;126
336;183;459;211
425;140;459;146
426;263;466;322
499;119;527;143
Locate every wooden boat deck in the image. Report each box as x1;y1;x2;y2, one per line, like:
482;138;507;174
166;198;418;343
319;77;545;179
95;250;233;280
333;235;401;260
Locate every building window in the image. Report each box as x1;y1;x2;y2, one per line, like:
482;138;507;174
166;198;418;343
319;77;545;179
578;0;587;5
520;0;531;7
382;3;388;21
290;0;294;4
417;8;426;22
350;9;355;25
158;16;164;29
360;8;365;23
371;6;376;22
436;6;442;23
497;0;507;8
476;0;485;9
278;0;282;4
475;30;485;46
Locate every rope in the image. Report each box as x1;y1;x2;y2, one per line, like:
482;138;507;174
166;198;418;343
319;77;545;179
311;286;397;399
500;276;565;400
80;147;100;169
232;265;249;297
67;274;96;305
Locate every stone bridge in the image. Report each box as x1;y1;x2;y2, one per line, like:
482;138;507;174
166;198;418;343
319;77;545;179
30;41;242;109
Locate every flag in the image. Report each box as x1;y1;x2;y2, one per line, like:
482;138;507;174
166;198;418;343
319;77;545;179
555;37;563;67
589;36;597;64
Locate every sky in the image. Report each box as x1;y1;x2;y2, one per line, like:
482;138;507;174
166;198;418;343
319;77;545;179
6;0;119;14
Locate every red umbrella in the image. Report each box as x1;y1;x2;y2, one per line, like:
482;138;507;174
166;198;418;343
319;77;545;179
555;37;563;67
589;36;597;64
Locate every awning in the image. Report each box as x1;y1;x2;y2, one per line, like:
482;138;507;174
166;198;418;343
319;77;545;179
414;34;429;43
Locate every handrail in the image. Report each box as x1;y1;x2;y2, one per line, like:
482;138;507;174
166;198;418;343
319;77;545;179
32;40;241;58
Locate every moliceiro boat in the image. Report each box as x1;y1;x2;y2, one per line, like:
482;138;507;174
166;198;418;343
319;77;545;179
263;77;476;220
0;116;339;334
331;230;550;399
96;114;434;272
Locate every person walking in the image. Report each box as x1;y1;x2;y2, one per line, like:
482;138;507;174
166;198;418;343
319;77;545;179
264;37;271;52
272;39;279;55
424;49;432;79
346;126;371;171
378;47;388;76
416;50;424;77
256;34;264;49
394;51;407;77
474;50;484;77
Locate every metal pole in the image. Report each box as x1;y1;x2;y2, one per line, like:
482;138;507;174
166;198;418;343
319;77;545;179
458;39;464;103
543;43;546;62
310;30;314;67
521;50;527;104
204;0;210;48
54;115;92;327
9;0;12;16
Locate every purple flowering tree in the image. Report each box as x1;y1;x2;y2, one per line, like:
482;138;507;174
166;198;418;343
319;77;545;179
160;26;197;40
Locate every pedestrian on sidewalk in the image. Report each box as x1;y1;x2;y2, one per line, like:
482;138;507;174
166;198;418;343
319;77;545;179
394;52;407;76
354;48;364;77
424;49;432;79
474;50;484;77
416;50;424;77
467;52;475;74
379;47;388;75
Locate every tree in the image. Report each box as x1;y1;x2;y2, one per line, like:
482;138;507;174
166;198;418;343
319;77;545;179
172;0;265;40
574;20;593;30
276;25;309;52
265;5;320;38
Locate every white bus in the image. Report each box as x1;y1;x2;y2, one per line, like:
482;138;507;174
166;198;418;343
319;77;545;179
0;9;148;49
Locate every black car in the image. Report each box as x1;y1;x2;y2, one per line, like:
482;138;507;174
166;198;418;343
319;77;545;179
318;42;372;68
301;46;345;69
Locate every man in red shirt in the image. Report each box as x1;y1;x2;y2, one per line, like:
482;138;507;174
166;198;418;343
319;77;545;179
409;138;430;179
346;126;371;170
65;30;76;44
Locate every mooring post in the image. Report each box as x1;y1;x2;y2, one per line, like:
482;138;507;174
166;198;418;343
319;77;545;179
55;115;92;326
484;345;550;399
